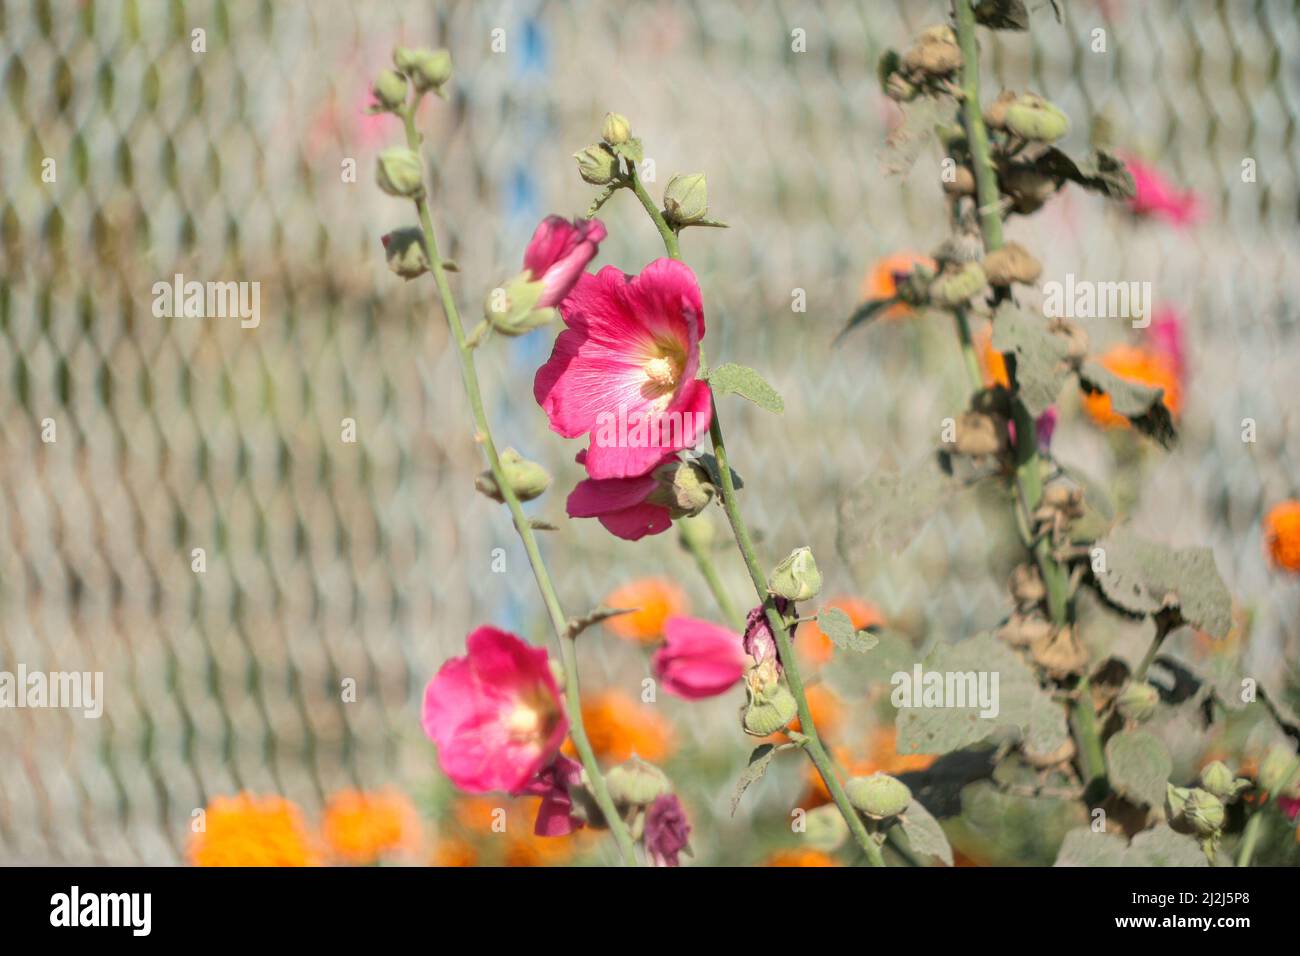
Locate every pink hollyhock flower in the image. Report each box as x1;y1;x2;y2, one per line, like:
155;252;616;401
518;755;585;837
1280;795;1300;823
742;599;792;667
524;216;607;309
1008;406;1058;451
652;616;747;700
534;258;713;480
1144;305;1186;386
1124;155;1201;227
421;626;568;794
565;449;678;541
644;793;691;867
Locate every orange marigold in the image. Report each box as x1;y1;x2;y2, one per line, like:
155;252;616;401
602;578;688;643
188;793;321;867
764;849;839;867
321;788;422;864
1081;345;1182;429
859;252;936;320
1264;500;1300;572
430;836;478;867
565;689;674;763
796;597;885;666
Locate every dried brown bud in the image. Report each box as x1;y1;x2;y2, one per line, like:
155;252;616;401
984;90;1018;131
982;241;1042;286
1010;563;1047;605
953;411;1006;457
997;611;1054;648
1030;625;1089;680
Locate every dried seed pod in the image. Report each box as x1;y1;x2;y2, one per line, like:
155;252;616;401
1030;625;1088;679
953;410;1006;457
1010;563;1047;604
982;241;1042;286
942;164;977;196
903;25;962;77
997;611;1053;647
1000;166;1059;214
984;89;1018;131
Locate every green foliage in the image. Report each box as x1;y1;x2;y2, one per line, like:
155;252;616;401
704;362;784;413
1093;529;1234;638
1105;730;1173;808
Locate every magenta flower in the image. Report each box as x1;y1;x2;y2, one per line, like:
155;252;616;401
421;626;569;794
1008;406;1058;451
565;449;678;541
519;755;585;837
652;616;747;700
523;216;607;309
1145;305;1186;386
534;259;713;480
644;793;691;867
1124;155;1200;227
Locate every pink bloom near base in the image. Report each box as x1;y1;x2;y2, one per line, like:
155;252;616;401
421;627;569;794
652;615;747;699
523;216;607;308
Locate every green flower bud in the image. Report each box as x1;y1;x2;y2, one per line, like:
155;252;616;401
846;772;912;821
601;112;632;146
474;448;551;503
605;757;671;808
376;148;425;198
1004;94;1070;144
1165;782;1191;819
647;459;715;519
742;666;798;737
663;173;708;226
381;227;429;279
1117;681;1160;723
804;805;850;852
1198;761;1249;801
768;547;822;603
1258;746;1300;797
574;144;618;185
484;272;555;337
1181;788;1225;836
395;47;452;93
372;69;409;111
928;261;987;308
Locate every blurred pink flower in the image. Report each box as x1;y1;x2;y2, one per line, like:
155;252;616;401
421;627;568;794
652;616;747;699
565;449;677;541
519;755;585;837
644;793;691;867
1008;406;1057;451
524;216;607;308
534;259;712;480
1125;154;1201;227
1144;305;1187;385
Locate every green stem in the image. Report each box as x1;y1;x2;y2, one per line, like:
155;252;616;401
952;0;1105;791
953;308;984;392
400;104;638;866
709;412;885;866
677;520;743;630
626;165;681;260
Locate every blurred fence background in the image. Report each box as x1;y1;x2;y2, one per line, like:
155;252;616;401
1;0;1299;864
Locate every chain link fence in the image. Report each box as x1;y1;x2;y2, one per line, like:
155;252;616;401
1;0;1298;864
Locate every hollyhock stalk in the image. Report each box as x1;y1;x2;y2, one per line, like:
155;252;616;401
396;101;637;865
952;0;1106;791
625;176;884;867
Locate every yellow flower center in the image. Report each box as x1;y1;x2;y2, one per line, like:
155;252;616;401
644;355;680;389
506;703;542;740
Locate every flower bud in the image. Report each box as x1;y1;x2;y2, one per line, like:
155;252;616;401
474;448;551;503
1258;746;1300;797
942;164;976;197
996;611;1053;648
1166;783;1191;819
954;411;1005;458
1199;761;1249;801
902;25;961;77
1029;624;1088;679
804;805;850;852
647;459;715;519
380;227;429;279
484;272;556;337
601;112;632;146
395;47;452;93
982;241;1042;287
1116;681;1160;722
375;148;425;198
663;173;708;226
1004;94;1070;144
1010;563;1046;605
1181;788;1225;836
768;547;822;603
928;261;987;308
372;69;409;111
846;772;912;821
983;90;1018;131
574;144;618;185
606;757;671;808
742;666;798;737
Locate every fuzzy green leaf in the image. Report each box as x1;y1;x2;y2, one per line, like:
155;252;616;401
899;799;954;865
705;363;784;414
1093;529;1234;638
1079;360;1177;447
837;460;963;560
1105;729;1172;808
992;305;1072;417
974;0;1030;30
835;297;897;345
730;744;779;816
817;606;878;654
1054;824;1206;866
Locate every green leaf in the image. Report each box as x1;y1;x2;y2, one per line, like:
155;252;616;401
611;137;644;166
1054;824;1206;866
948;781;1088;866
817;606;878;654
1078;360;1177;448
837;460;963;560
895;632;1070;757
1105;729;1172;808
898;799;954;865
992;305;1072;417
834;298;898;345
1092;529;1234;638
705;362;784;413
1053;828;1130;866
824;629;918;699
1035;148;1136;200
974;0;1030;30
730;744;779;816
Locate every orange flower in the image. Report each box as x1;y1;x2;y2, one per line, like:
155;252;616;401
859;252;936;320
976;323;1010;389
430;836;478;867
321;788;422;864
1081;345;1182;429
505;814;585;867
773;684;844;741
188;793;321;867
805;727;936;805
797;597;885;666
764;849;840;867
602;579;688;643
1264;501;1300;573
566;690;675;763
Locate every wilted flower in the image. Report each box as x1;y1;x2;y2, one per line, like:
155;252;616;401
522;216;607;309
859;252;936;320
652;615;746;700
742;598;792;667
421;627;568;794
517;755;585;837
643;793;691;867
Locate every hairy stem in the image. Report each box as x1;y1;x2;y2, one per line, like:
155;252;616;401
400;104;638;866
626;165;681;260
